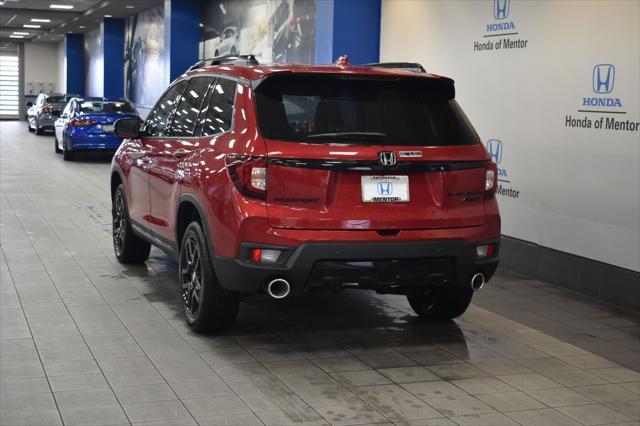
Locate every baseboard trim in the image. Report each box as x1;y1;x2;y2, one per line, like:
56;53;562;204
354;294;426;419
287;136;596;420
500;235;640;312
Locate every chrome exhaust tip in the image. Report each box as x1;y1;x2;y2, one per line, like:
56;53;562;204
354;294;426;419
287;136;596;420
471;273;485;291
266;278;290;299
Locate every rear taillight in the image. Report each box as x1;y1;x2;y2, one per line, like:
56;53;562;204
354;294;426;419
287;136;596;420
42;106;54;113
225;155;267;200
69;119;97;127
485;162;497;197
476;243;497;258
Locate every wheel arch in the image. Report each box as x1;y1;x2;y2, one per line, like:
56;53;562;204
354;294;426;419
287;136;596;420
177;193;216;260
110;169;124;200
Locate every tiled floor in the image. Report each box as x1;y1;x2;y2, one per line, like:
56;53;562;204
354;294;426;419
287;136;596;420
1;120;638;426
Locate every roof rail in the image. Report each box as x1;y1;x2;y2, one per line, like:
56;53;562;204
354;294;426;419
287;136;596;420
364;62;426;73
188;54;259;71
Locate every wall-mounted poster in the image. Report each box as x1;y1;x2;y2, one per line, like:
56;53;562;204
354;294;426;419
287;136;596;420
124;5;166;107
200;0;316;64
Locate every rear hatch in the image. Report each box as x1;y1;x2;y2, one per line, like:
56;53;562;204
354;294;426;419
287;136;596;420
254;73;489;231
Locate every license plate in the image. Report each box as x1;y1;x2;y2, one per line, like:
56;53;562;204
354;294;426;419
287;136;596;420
102;124;114;132
361;175;409;202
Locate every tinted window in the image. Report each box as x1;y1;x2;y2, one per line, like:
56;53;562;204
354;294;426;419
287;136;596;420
47;95;74;104
255;75;478;146
200;78;236;136
144;81;187;136
78;101;136;114
166;77;213;137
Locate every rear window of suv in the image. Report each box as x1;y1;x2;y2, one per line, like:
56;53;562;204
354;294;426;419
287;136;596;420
255;74;479;146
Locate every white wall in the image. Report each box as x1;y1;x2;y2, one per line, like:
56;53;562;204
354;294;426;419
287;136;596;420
57;41;66;93
84;28;103;97
23;42;60;95
381;0;640;272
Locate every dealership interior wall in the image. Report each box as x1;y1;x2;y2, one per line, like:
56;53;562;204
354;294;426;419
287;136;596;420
8;0;640;309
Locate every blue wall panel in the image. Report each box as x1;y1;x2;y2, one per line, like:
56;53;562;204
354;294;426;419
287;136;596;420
102;18;125;98
65;34;85;96
332;0;381;65
165;0;201;82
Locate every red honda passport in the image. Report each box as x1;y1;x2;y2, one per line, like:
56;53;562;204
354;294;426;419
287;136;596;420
110;59;500;332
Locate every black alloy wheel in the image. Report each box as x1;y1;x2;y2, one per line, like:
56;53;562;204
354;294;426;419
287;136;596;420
112;189;126;257
179;221;239;332
180;232;203;322
111;184;151;263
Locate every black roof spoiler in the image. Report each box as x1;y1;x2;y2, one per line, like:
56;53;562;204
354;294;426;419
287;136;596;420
188;54;259;71
364;62;427;73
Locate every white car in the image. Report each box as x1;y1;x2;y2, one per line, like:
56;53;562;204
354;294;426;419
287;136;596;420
215;26;240;56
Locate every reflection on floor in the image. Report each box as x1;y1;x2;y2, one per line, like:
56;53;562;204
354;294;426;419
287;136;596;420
1;121;639;426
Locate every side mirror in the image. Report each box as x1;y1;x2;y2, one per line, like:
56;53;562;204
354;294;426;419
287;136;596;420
26;102;33;107
115;118;142;139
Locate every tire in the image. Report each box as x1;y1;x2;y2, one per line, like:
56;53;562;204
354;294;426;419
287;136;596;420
35;119;43;135
180;221;239;333
112;184;151;264
27;118;34;132
62;140;75;161
54;135;62;153
407;284;473;321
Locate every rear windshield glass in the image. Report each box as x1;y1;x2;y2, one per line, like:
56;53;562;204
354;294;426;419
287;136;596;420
255;75;479;146
46;95;74;104
79;101;136;114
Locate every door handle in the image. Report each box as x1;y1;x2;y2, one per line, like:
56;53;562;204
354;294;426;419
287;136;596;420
173;148;189;159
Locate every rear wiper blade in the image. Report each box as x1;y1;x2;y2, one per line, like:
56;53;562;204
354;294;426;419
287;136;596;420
306;132;387;140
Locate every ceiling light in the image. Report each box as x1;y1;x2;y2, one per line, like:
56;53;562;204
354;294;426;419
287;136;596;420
13;31;29;35
79;25;86;29
9;35;24;39
126;5;134;8
50;4;74;9
104;15;112;18
23;24;41;28
31;18;51;23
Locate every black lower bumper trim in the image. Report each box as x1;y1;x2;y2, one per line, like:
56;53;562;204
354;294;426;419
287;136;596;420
212;240;499;295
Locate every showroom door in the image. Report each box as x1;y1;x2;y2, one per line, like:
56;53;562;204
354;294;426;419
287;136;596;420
147;76;214;242
0;44;19;120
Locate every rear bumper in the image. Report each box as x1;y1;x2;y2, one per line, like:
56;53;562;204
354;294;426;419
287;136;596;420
68;134;123;151
213;239;499;295
37;114;56;128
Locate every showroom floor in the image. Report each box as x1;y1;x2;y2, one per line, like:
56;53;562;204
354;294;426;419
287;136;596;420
1;120;639;426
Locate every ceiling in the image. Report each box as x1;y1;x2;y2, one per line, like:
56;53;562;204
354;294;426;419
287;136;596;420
0;0;162;43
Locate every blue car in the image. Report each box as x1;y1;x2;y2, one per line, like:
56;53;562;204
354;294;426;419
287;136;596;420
54;97;140;161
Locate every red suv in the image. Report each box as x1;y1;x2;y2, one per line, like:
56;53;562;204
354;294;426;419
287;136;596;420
111;56;500;332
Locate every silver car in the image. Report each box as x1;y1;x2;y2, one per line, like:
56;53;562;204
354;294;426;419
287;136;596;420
27;93;77;135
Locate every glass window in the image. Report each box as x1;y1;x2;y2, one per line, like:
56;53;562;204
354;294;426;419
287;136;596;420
255;75;478;146
200;78;236;136
166;77;213;137
78;101;136;114
46;95;75;104
144;80;187;137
